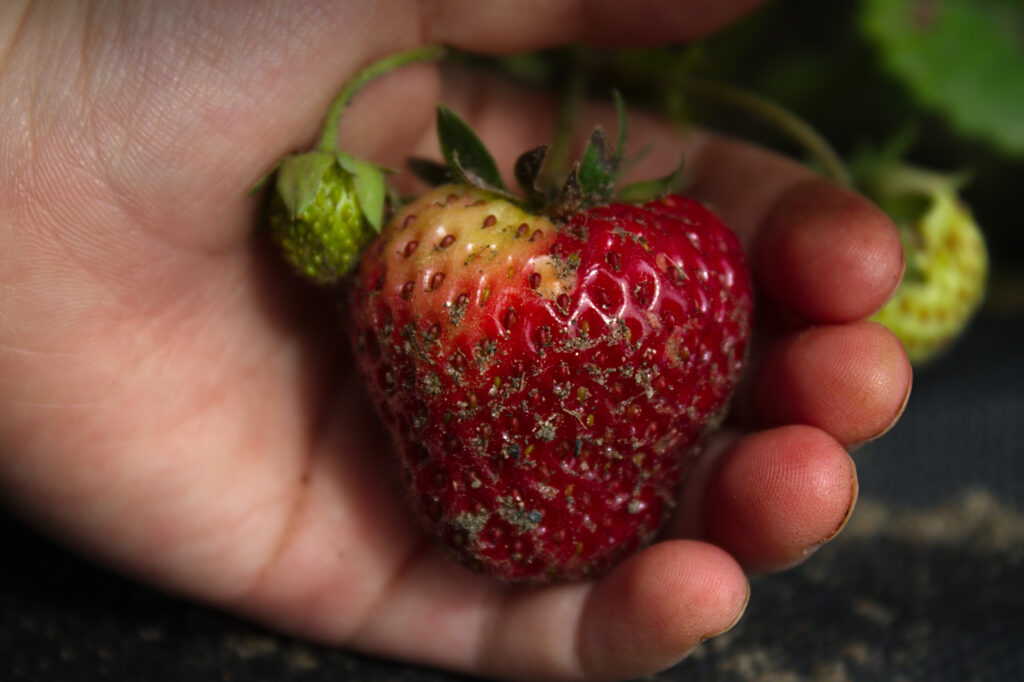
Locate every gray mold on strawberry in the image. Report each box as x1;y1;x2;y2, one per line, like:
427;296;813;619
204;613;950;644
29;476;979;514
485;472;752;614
350;177;753;581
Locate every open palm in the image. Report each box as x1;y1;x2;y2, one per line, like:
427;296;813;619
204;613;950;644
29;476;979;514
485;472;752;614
0;2;910;679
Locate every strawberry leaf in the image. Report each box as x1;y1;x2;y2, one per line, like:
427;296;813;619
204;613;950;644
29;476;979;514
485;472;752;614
437;104;509;192
861;0;1024;156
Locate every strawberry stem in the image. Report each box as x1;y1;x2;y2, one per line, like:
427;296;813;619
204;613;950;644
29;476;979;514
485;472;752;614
317;45;447;152
682;79;854;189
860;162;969;201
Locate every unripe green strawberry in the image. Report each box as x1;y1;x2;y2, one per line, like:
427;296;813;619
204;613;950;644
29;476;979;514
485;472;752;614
261;45;445;284
267;151;385;284
867;165;988;365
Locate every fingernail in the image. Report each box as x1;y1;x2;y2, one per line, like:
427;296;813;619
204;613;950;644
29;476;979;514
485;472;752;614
862;335;914;444
819;457;860;546
700;580;750;643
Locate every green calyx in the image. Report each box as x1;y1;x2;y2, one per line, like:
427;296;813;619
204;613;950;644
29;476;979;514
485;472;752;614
268;151;385;284
410;94;685;221
274;152;386;232
263;45;446;284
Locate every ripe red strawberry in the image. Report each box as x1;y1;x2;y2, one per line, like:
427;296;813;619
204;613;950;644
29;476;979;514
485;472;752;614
350;105;753;581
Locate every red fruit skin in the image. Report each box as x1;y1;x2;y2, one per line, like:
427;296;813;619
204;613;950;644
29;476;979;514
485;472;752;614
351;185;753;582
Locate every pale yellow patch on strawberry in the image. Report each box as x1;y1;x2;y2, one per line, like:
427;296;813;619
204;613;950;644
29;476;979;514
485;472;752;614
383;185;573;306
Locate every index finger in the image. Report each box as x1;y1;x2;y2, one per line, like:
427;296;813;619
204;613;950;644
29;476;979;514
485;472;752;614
682;134;905;323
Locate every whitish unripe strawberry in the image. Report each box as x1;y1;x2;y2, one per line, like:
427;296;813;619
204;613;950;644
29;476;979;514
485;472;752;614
867;164;988;364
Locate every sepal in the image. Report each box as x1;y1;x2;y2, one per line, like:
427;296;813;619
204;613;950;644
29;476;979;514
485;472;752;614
514;145;550;204
336;152;387;232
408;157;458;187
437;104;510;195
617;155;687;203
576;127;618;201
273;151;388;233
274;151;337;218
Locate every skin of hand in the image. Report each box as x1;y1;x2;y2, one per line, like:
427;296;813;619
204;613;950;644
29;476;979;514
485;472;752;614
0;1;910;680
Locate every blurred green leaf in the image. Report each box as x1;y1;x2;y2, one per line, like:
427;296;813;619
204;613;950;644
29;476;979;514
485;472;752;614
861;0;1024;156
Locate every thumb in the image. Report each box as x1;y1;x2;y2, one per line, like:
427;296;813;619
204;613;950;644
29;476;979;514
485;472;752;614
1;2;435;253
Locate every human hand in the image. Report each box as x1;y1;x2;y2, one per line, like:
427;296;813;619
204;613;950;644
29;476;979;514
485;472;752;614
0;2;910;680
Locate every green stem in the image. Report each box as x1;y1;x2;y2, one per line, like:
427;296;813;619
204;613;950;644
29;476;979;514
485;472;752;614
317;45;447;152
681;79;854;189
864;162;967;200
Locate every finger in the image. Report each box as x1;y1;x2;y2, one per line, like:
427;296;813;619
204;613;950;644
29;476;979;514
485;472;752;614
682;425;859;574
748;321;912;446
752;178;906;322
677;135;905;323
267;0;765;191
576;540;749;680
332;540;748;681
419;0;767;52
235;382;749;681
